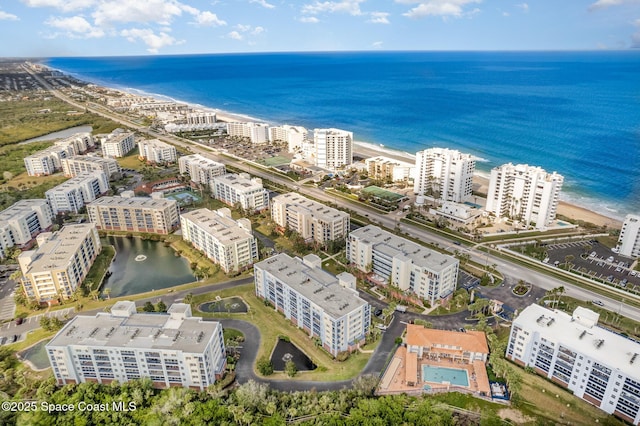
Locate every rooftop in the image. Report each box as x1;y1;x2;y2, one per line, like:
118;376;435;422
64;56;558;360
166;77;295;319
47;301;219;353
45;171;105;193
64;155;117;165
256;253;367;318
406;324;489;354
514;304;640;378
181;208;253;244
214;173;263;190
350;225;458;272
0;199;49;223
180;154;225;169
139;139;174;149
88;196;177;209
272;192;349;222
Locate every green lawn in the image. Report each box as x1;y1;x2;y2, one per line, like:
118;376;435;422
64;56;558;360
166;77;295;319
192;284;372;381
116;150;146;170
84;244;116;292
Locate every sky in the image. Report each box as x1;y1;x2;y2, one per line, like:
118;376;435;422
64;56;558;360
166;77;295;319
0;0;639;56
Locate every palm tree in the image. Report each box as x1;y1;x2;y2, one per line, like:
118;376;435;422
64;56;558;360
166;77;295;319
183;293;194;305
104;288;111;300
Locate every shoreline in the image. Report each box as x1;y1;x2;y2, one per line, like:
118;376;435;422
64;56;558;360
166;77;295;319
43;64;624;230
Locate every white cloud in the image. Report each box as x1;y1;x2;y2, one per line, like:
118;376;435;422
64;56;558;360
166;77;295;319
250;0;275;9
299;16;319;23
251;26;265;35
368;12;390;24
121;28;181;53
22;0;96;13
401;0;482;19
372;41;383;48
0;10;19;20
236;24;251;32
516;3;529;12
227;31;243;40
93;0;186;27
46;15;105;38
193;11;226;26
302;0;365;16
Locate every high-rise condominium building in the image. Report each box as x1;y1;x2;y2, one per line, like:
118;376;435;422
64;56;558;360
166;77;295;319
138;139;177;164
269;125;308;153
413;148;475;203
18;224;101;303
100;130;136;158
186;111;216;125
507;305;640;425
313;128;353;171
486;163;564;230
87;196;180;234
270;192;350;245
47;301;226;390
618;214;640;258
62;155;121;179
211;173;269;213
180;208;258;273
45;171;109;215
0;200;53;259
178;154;226;185
226;122;270;144
347;225;459;305
254;253;370;356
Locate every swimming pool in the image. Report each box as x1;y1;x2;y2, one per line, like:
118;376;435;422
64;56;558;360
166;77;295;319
422;365;469;387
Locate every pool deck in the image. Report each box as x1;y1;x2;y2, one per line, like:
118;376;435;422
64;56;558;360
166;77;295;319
377;346;491;397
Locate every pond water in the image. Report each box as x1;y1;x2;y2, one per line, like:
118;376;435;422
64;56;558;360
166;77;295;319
199;297;248;313
101;236;195;297
271;339;316;371
19;339;51;370
18;125;93;144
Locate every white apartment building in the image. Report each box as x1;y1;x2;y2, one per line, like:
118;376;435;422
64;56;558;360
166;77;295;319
313;128;353;171
270;193;350;245
54;132;95;154
226;122;270;144
347;225;459;305
0;200;53;259
45;171;109;215
180;208;258;273
618;214;640;258
138;139;177;164
18;224;101;303
87;196;180;234
62;155;121;179
46;301;226;390
186;111;216;125
211;173;269;213
178;154;226;186
413;148;475;203
24;144;75;176
366;156;415;182
254;253;370;356
100;130;136;158
507;305;640;425
269;125;308;153
486;163;564;230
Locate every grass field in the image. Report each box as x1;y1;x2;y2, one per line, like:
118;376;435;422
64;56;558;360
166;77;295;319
259;156;290;167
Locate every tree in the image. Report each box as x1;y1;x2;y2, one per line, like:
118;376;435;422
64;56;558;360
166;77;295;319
156;300;167;312
256;356;273;376
40;316;52;331
285;360;297;377
143;301;155;312
183;293;194;305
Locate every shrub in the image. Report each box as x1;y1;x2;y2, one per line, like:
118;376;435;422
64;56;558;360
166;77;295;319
278;335;291;343
336;351;350;362
285;360;298;378
257;356;273;376
394;337;403;345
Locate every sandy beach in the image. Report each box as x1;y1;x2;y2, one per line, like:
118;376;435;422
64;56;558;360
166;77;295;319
353;141;623;230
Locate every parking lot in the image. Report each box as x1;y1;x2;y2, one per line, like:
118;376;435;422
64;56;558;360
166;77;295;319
545;240;639;293
0;265;18;321
0;307;75;346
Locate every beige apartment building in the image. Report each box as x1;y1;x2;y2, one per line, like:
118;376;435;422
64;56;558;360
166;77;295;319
87;196;180;234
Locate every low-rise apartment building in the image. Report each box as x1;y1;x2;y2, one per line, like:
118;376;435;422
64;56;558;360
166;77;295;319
347;225;459;305
18;224;101;303
180;208;258;273
46;301;226;390
254;253;370;356
0;200;53;259
270;192;350;245
226;122;270;144
45;171;109;215
507;305;640;425
366;156;415;183
100;130;136;158
138;139;177;164
269;125;308;153
24;144;75;176
87;196;180;234
61;155;121;179
211;173;269;213
178;154;226;186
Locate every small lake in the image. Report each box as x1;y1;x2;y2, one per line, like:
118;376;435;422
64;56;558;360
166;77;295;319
19;125;93;144
101;236;195;297
199;297;248;313
19;339;51;370
271;339;317;371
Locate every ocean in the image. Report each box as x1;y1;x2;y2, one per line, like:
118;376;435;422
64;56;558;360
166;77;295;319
45;51;640;219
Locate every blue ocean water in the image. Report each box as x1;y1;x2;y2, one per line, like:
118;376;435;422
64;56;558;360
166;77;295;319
46;51;640;218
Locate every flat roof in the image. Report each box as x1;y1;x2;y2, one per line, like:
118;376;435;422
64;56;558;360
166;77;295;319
0;199;48;223
88;196;176;210
350;225;458;272
103;131;134;144
214;173;263;190
181;208;253;244
365;156;414;168
20;224;96;273
272;192;349;222
514;304;640;378
180;154;225;168
406;324;489;354
406;351;418;384
47;303;219;353
255;253;367;318
46;171;105;193
139;139;173;149
65;155;117;165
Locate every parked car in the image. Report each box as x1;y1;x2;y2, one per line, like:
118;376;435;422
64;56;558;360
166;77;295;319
592;300;605;306
15;317;23;325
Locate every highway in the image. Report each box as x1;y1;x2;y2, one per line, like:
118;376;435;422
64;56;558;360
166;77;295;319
24;64;640;323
